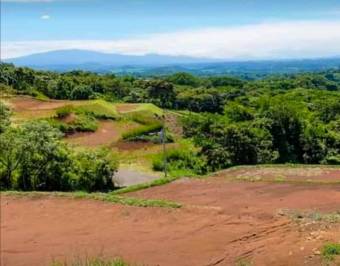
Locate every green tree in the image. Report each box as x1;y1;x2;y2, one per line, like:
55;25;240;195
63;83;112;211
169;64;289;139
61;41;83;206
0;128;24;188
74;149;118;192
0;101;11;133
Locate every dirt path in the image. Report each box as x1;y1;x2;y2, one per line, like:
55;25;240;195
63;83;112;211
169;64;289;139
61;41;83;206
113;168;160;187
2;168;340;266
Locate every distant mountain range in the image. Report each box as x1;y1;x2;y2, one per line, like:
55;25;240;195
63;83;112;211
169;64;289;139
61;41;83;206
4;49;340;77
5;49;216;68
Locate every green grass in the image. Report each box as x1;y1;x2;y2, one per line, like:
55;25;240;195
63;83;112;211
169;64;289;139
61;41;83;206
73;100;118;119
111;176;179;195
121;123;162;140
124;103;163;116
1;191;181;208
51;257;131;266
322;243;340;261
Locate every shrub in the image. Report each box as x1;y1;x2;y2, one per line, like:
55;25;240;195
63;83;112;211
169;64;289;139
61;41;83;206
322;243;340;261
122;123;162;140
153;148;207;176
0;121;119;192
75;101;117;119
73;149;118;192
0;101;11;133
56;105;73;118
51;257;130;266
47;114;98;134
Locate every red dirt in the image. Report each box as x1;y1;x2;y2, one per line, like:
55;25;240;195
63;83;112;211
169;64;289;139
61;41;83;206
65;121;139;147
60;113;77;124
115;104;140;113
9;97;69;111
214;166;340;183
2;168;340;266
113;140;158;151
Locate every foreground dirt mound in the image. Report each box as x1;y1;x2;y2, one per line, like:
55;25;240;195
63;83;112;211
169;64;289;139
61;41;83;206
2;167;340;266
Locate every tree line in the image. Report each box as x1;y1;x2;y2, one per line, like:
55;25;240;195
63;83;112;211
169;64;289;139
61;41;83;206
1;63;339;182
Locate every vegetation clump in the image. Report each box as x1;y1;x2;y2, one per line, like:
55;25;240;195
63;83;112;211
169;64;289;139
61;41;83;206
322;243;340;261
1;63;340;174
0;107;118;192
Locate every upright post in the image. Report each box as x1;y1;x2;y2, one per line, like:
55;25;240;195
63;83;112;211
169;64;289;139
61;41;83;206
162;114;167;178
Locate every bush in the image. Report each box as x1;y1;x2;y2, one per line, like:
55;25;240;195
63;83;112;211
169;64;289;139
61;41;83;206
153;149;207;176
48;113;98;134
74;149;118;192
0;121;118;192
122;123;162;141
322;243;340;261
75;101;118;119
56;105;73;118
0;101;11;133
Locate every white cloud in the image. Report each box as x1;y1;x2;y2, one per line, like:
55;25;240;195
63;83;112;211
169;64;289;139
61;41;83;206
2;20;340;60
40;14;50;20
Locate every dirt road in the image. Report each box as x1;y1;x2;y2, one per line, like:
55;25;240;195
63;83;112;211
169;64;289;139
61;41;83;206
1;167;340;266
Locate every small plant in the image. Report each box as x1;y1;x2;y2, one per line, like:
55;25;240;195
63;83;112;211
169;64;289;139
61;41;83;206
51;257;131;266
75;101;118;119
122;123;162;140
152;148;207;176
322;243;340;261
56;105;74;118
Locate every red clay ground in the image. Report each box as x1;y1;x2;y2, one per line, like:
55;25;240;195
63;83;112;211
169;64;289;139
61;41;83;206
115;103;140;113
65;121;140;147
1;167;340;266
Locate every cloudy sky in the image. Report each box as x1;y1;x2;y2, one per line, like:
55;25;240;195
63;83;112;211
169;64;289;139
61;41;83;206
1;0;340;59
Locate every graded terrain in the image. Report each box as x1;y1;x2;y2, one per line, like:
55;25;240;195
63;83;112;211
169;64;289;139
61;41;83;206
2;166;340;266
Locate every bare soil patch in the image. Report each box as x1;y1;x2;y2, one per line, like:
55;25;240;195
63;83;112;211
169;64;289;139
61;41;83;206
9;97;70;112
214;166;340;184
60;113;77;124
2;167;340;266
116;104;140;113
113;140;158;151
65;121;139;147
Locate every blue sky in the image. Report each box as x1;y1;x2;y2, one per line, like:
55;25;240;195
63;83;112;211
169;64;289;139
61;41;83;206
1;0;340;59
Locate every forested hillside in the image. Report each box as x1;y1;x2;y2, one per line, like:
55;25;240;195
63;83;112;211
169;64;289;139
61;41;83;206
1;63;340;175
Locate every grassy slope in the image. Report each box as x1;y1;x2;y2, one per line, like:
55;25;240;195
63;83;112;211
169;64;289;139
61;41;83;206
1;191;181;208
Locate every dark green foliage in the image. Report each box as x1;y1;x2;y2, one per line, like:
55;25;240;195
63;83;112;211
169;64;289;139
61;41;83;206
144;79;176;108
47;114;98;133
167;72;200;87
122;123;163;141
56;105;73;118
1;62;340;172
70;85;94;100
176;89;224;113
0;121;118;191
153;149;207;175
74;149;118;192
322;243;340;261
0;101;11;133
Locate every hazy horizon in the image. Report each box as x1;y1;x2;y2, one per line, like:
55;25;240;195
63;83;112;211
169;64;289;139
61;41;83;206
2;0;340;61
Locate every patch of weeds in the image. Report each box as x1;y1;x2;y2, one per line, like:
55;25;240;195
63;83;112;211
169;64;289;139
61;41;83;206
122;123;162;141
75;100;118;120
235;258;252;266
279;209;340;223
111;176;179;195
322;243;340;261
1;191;181;209
152;148;207;176
56;105;74;118
274;175;286;182
235;175;262;182
51;257;131;266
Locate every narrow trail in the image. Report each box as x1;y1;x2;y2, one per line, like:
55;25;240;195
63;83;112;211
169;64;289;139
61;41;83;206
113;168;160;187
